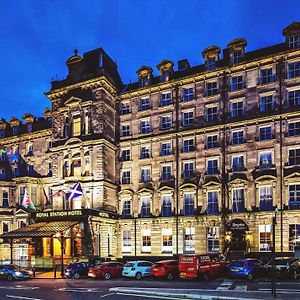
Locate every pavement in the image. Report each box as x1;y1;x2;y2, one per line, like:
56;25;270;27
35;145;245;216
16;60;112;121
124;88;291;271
34;271;64;279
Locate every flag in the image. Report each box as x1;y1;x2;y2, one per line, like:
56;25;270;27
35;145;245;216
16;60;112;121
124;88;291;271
22;189;36;212
66;183;83;202
54;190;64;197
43;188;50;206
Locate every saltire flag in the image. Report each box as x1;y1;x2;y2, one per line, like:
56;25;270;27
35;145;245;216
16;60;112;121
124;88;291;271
66;182;83;202
22;189;36;212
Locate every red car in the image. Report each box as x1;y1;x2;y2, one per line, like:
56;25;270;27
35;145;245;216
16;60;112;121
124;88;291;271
88;262;124;280
150;260;179;280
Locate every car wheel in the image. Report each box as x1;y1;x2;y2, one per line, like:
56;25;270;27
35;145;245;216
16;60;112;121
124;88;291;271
73;273;80;279
7;274;13;281
247;273;253;281
104;272;111;280
135;272;142;280
167;273;173;280
202;273;209;281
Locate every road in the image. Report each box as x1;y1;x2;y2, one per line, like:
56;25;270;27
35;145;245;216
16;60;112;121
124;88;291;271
0;278;299;300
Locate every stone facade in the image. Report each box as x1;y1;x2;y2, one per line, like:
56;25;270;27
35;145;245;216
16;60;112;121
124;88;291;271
1;23;300;262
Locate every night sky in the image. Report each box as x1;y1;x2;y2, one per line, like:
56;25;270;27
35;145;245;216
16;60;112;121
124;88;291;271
0;0;299;119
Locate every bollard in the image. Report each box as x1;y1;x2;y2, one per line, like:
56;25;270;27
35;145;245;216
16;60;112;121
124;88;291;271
54;266;56;279
33;267;36;278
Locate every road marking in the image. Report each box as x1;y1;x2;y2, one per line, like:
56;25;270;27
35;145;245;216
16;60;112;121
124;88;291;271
6;296;41;300
100;293;115;298
57;287;101;293
259;288;300;293
234;285;247;291
0;286;39;290
117;293;183;300
217;280;233;290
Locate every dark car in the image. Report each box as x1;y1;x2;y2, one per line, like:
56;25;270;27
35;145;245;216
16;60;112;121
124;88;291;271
227;259;266;280
65;262;95;279
266;257;300;280
150;260;179;280
0;265;32;281
88;262;124;280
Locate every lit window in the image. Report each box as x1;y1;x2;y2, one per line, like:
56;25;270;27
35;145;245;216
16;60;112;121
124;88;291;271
26;143;33;156
289;224;300;251
71;154;81;176
72;115;81;136
207;227;219;253
122;230;131;253
232;188;245;213
184;227;195;253
259;151;272;168
259;224;272;252
259;185;273;211
162;228;172;253
141;229;151;252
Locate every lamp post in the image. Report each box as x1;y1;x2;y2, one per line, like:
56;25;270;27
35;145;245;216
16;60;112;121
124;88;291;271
55;231;64;277
271;208;278;297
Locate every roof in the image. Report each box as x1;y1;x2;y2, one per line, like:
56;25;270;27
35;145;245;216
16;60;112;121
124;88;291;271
0;221;78;238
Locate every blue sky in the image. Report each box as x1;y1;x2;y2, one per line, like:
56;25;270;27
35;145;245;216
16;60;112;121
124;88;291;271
0;0;299;119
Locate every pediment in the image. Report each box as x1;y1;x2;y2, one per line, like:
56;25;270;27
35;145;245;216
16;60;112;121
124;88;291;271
65;96;82;108
118;189;134;196
15;208;29;216
179;183;197;190
137;187;153;194
65;137;82;146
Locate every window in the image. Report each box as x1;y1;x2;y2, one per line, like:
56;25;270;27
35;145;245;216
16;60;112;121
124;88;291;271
259;151;272;168
83;111;90;134
141;196;151;217
161;142;172;156
0;169;6;180
72;115;81;136
26;123;33;133
71;155;81;176
183;193;195;216
2;191;9;208
232;155;244;172
12;126;18;136
162;228;172;252
140;120;151;134
140;98;150;111
182;139;194;153
232;188;245;213
19;220;26;228
289;35;300;48
160;115;172;130
120;102;130;114
183;161;194;179
0;129;5;139
231;101;244;117
48;162;53;176
205;81;218;97
140;76;150;87
121;149;130;162
289;148;300;165
184;227;195;253
288;62;300;78
28;165;34;176
141;167;151;183
140;146;150;159
2;222;9;233
26;143;33;156
259;224;272;252
160;70;170;82
259;185;273;211
207;58;216;70
259;126;272;141
207;227;219;253
207;135;218;149
259;68;274;85
232;130;244;145
121;124;131;137
141;229;151;252
63;160;69;178
288;90;300;107
288;121;300;136
31;186;37;204
206;159;218;175
260;95;273;112
121;200;131;218
289;184;300;209
121;170;131;184
289;224;300;251
183;87;194;101
231;76;244;91
206;106;218;122
84;153;90;176
160;93;172;106
161;165;172;181
231;50;242;64
207;191;218;215
122;230;131;253
182;111;194;126
161;194;172;217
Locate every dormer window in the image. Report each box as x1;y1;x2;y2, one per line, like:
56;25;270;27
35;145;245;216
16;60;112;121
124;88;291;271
140;76;150;87
157;60;174;83
12;126;18;136
202;46;220;71
26;122;33;133
289;35;300;48
231;50;243;64
160;70;170;82
207;58;216;70
0;129;5;139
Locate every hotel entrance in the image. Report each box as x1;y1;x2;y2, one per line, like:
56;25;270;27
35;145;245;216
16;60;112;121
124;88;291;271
225;219;249;252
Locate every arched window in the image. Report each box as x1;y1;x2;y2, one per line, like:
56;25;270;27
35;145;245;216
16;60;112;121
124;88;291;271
71;153;81;176
84;151;91;176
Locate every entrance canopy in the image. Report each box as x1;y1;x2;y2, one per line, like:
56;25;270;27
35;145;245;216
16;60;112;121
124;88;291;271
0;221;78;239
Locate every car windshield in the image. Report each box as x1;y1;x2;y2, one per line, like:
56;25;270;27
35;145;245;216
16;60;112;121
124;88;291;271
124;262;134;267
230;261;245;267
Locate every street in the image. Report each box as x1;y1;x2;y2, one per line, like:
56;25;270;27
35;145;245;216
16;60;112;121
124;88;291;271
0;278;299;300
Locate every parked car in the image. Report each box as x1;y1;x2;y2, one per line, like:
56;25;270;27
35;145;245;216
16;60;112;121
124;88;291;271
0;265;32;280
179;253;227;280
150;260;178;280
65;262;95;279
122;260;153;280
88;262;124;280
227;259;266;280
266;257;300;280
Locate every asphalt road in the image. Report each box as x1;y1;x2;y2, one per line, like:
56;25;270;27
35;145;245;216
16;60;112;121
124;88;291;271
0;278;299;300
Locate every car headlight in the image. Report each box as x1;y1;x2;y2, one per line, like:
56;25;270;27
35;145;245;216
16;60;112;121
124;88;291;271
15;271;22;276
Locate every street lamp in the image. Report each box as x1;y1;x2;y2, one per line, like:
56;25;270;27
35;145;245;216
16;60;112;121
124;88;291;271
54;231;64;277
